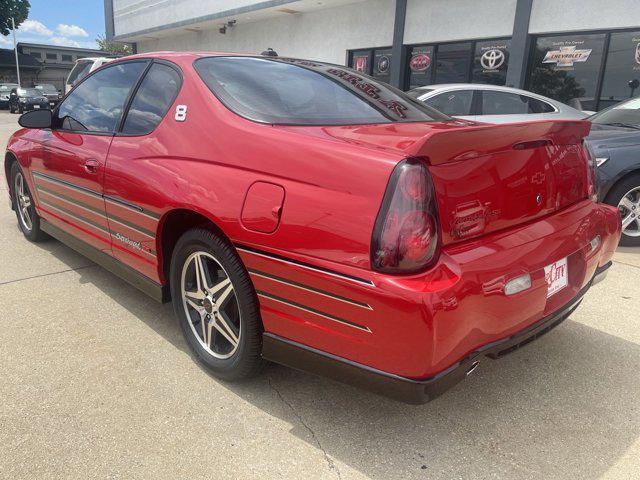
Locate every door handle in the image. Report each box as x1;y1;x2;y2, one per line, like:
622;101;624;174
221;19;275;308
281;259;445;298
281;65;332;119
84;159;100;174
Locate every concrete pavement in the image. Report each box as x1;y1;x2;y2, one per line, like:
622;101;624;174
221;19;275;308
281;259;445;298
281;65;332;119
1;110;639;479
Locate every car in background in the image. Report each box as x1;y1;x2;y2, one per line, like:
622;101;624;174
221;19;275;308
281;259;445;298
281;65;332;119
0;83;19;109
65;57;113;93
8;87;49;114
588;97;640;246
35;83;63;108
407;84;588;123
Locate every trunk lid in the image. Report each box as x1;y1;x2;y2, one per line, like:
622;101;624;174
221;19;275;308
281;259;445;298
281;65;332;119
323;120;592;244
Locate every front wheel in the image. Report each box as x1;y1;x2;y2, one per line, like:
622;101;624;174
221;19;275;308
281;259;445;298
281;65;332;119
10;162;47;242
170;228;265;380
606;173;640;246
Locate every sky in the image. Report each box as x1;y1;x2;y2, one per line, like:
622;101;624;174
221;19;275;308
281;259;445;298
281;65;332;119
0;0;105;50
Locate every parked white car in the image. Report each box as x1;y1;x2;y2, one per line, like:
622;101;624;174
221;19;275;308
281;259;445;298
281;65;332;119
407;84;589;123
65;57;114;94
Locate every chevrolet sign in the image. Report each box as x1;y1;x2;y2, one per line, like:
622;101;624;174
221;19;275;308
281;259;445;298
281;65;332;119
542;45;592;67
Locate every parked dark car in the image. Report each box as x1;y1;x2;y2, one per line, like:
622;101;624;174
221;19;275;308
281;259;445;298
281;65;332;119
35;83;62;108
0;83;19;109
588;97;640;246
8;87;49;114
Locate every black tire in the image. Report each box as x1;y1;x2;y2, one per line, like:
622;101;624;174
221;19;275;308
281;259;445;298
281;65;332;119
170;228;265;380
9;104;14;114
605;173;640;247
18;105;23;114
10;162;47;242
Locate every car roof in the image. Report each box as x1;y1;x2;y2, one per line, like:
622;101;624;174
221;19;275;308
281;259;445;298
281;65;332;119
409;83;582;108
411;83;544;95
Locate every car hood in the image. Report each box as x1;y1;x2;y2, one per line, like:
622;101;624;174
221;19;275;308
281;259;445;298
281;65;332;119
587;123;640;148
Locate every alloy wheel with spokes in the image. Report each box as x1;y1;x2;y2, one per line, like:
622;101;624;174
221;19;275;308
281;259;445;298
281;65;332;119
618;186;640;238
171;228;265;380
10;162;45;242
181;251;242;359
14;171;33;232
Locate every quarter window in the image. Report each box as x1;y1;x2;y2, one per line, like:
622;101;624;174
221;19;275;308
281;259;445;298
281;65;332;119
481;91;554;115
53;61;147;133
122;63;181;135
424;90;474;116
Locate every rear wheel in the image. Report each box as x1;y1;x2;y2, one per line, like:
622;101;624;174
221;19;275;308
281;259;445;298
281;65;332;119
606;173;640;246
10;162;47;242
170;228;264;380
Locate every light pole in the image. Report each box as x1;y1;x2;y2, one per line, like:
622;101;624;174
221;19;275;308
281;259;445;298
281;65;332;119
11;17;21;87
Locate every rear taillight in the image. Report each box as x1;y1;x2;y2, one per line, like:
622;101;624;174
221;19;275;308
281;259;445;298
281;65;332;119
371;159;439;273
583;140;599;202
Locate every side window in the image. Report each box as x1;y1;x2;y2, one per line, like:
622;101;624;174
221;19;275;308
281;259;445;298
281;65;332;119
424;90;474;116
527;96;555;113
122;63;181;135
482;91;533;115
54;62;147;133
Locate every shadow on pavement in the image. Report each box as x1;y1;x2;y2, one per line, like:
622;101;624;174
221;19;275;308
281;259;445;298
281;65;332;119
37;237;640;480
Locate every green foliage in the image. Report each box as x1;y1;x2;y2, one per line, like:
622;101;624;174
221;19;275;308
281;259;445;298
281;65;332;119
96;34;132;56
0;0;30;37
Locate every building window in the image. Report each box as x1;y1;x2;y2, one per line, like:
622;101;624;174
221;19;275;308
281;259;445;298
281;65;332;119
372;48;393;85
599;31;640;110
527;33;606;111
401;38;510;91
348;49;373;75
407;45;433;89
46;53;58;61
472;40;511;86
434;42;473;84
62;54;73;62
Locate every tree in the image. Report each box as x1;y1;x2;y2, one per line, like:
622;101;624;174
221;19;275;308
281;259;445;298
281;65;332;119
96;34;132;56
0;0;30;36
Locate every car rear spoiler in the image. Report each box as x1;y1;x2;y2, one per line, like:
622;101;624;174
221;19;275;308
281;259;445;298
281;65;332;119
404;120;592;165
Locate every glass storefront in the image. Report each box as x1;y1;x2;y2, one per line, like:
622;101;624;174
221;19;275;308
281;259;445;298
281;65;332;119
348;47;392;80
527;33;606;111
599;31;640;109
348;29;640;111
350;39;510;90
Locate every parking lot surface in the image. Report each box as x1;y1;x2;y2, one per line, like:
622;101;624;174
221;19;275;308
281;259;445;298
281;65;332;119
1;110;639;479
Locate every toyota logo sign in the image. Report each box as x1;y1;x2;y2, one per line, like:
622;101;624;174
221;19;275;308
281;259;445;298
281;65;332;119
409;54;431;72
480;49;505;70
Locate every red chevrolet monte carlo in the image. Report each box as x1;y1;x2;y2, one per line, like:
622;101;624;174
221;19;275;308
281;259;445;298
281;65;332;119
5;53;621;403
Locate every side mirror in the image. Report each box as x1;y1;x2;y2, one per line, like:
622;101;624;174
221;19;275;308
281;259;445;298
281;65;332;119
19;109;52;129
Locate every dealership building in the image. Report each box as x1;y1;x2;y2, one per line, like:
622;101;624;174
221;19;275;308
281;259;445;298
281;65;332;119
105;0;640;111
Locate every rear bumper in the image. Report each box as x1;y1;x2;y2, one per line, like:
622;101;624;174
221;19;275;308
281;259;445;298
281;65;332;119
263;262;610;404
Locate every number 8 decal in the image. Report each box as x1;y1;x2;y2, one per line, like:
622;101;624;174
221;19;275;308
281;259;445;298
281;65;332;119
175;105;187;122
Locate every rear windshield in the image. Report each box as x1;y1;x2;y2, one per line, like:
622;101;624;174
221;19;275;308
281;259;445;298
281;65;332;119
36;84;57;93
18;88;40;97
194;56;447;125
0;84;18;92
67;60;93;86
